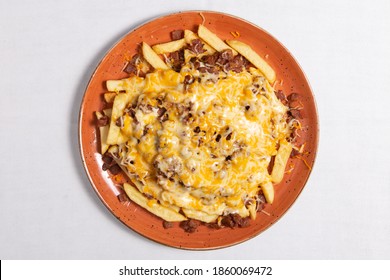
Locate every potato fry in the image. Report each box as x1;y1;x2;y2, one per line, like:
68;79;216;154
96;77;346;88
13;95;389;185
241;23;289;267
247;203;257;220
161;191;225;216
184;29;215;55
106;76;145;92
261;181;274;204
198;25;237;55
271;139;293;184
226;40;276;83
142;42;169;70
95;111;110;154
152;38;186;54
106;93;131;145
102;108;112;118
123;183;187;222
104;92;117;103
182;208;218;223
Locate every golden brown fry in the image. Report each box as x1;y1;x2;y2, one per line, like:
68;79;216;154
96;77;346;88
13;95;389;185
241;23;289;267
104;92;117;103
271;140;293;184
123;183;187;222
152;38;186;54
261;181;274;204
198;25;237;55
95;111;110;154
142;42;169;70
182;208;218;223
106;93;131;145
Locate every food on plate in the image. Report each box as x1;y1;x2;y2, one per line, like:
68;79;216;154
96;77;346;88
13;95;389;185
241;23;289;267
95;24;303;232
226;40;276;83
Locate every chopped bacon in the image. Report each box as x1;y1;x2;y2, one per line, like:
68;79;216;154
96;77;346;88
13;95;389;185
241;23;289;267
157;107;168;122
275;90;287;105
123;54;140;75
171;30;184;40
203;53;219;65
188;39;205;54
226;55;246;73
221;214;250;228
220;49;233;61
117;193;129;203
170;50;184;72
180;219;201;233
183;74;194;85
109;164;121;175
289;108;302;119
162;221;174;229
102;154;114;165
287;92;300;102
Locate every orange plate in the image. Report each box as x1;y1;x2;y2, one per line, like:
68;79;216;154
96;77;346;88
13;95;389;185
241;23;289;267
79;11;319;250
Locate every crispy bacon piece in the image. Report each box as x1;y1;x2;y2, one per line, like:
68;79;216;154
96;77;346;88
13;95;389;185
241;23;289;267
180;219;201;233
170;50;184;72
275;90;287;105
162;221;173;229
171;30;184;40
124;54;140;75
188;39;205;54
221;214;250;228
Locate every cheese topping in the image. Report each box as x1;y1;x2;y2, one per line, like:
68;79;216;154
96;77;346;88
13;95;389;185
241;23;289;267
109;61;291;220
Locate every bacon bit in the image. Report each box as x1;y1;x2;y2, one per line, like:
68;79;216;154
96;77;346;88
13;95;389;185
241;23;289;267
162;221;173;229
171;30;184;40
230;31;240;38
117;193;129;203
295;155;312;170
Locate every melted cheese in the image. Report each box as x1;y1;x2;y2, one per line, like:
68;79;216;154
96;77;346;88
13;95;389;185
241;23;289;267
112;63;291;219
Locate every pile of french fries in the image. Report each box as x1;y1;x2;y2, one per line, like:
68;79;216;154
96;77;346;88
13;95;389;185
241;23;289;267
95;24;294;226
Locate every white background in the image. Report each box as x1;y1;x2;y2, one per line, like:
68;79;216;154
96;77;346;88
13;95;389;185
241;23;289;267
1;0;389;259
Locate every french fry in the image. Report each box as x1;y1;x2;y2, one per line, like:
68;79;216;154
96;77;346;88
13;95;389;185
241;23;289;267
106;76;145;92
123;183;187;222
104;92;117;103
226;40;276;83
182;208;218;223
142;42;169;70
106;93;131;145
198;25;237;55
152;38;186;54
247;203;257;220
95;111;110;154
103;108;112;118
184;29;215;55
161;190;225;216
271;140;293;184
261;181;274;204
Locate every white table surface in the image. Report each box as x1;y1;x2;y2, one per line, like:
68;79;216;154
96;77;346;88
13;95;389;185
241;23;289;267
1;0;389;260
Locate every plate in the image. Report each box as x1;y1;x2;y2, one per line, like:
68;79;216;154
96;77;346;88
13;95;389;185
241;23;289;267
79;11;318;250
